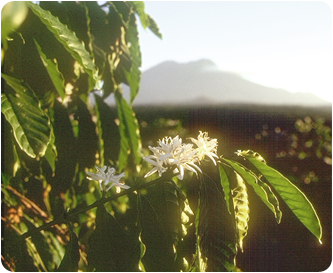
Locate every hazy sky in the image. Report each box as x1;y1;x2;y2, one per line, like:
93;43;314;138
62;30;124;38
137;1;333;103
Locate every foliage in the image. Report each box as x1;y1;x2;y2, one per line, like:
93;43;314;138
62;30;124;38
1;1;322;272
1;1;28;52
255;116;332;184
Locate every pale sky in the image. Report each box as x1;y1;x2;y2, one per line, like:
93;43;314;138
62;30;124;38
137;1;333;103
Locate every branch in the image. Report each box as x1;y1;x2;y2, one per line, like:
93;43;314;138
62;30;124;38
21;172;176;239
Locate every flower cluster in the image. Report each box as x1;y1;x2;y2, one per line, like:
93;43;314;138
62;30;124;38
143;131;218;180
86;166;130;193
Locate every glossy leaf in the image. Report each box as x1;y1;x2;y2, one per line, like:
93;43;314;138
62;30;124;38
222;158;282;224
1;74;51;158
34;39;66;100
239;150;322;242
27;2;100;90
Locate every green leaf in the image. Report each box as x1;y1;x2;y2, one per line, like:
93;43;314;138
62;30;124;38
44;126;57;174
1;1;28;49
147;14;163;39
115;91;142;171
1;74;51;158
76;98;98;168
27;2;100;90
129;1;162;39
115;94;131;171
93;95;105;166
125;13;142;104
232;172;250;252
109;1;131;27
222;158;282;224
24;217;61;272
147;180;185;244
93;94;120;164
196;173;236;271
138;185;178;272
131;1;149;28
57;229;80;272
87;204;139;271
138;180;191;271
239;150;322;242
31;234;53;271
33;39;66;100
1;227;38;271
218;163;233;214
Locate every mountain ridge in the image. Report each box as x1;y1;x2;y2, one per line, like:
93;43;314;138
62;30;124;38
122;59;330;106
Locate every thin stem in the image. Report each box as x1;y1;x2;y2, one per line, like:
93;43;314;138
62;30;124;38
21;172;175;239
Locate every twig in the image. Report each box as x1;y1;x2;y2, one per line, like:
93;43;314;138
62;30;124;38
6;185;49;219
21;173;175;239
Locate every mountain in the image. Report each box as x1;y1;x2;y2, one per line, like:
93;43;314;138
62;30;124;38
122;59;330;106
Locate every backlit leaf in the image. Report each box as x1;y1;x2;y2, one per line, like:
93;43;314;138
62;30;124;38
218;163;233;214
27;2;100;90
1;74;51;158
34;39;66;100
222;158;282;224
232;172;250;252
239;150;322;242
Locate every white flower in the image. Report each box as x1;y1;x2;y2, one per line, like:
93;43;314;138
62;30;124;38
86;166;130;193
143;135;201;180
143;154;167;178
171;143;202;180
190;131;218;165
